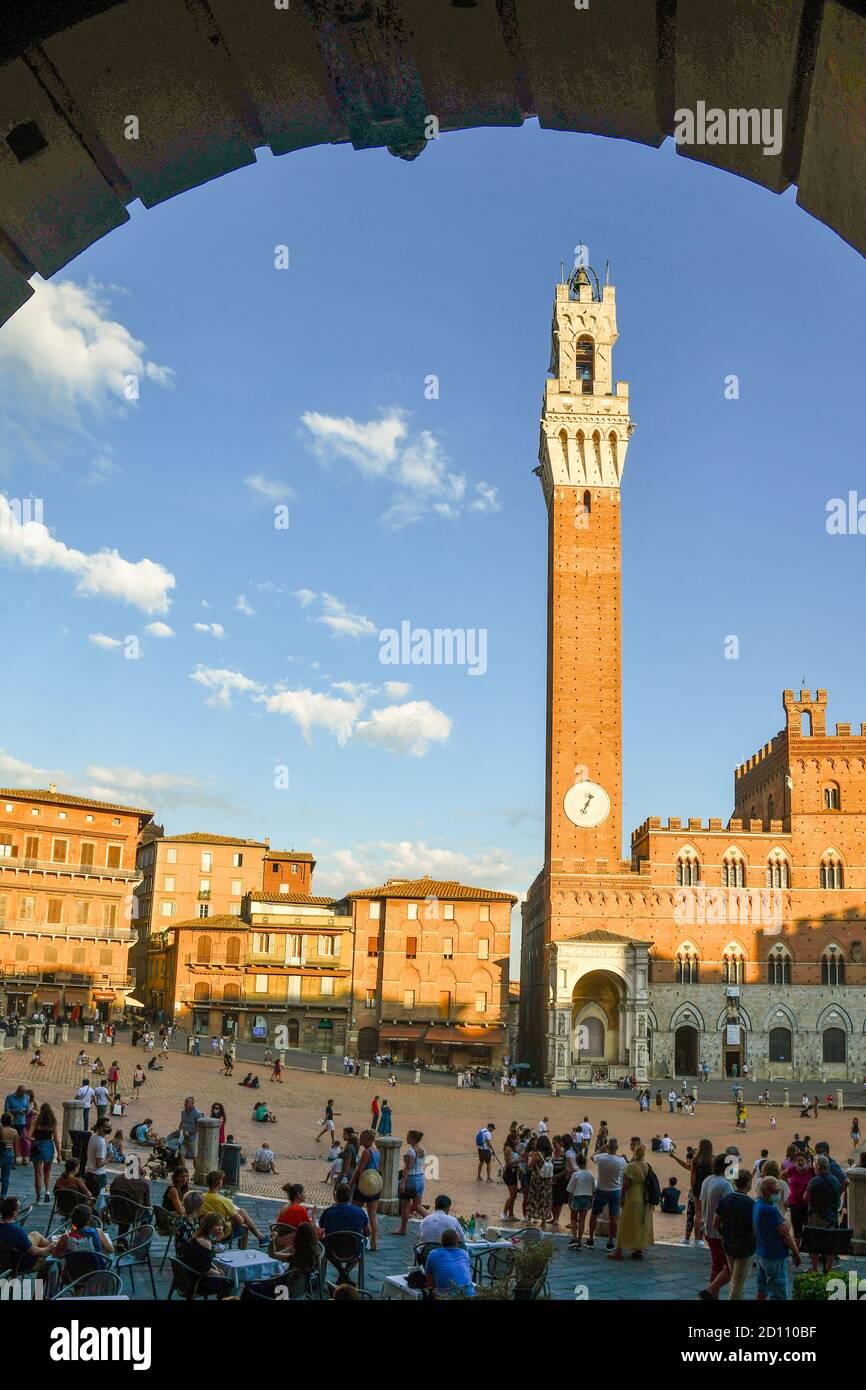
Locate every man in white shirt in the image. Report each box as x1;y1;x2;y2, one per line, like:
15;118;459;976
668;1089;677;1113
252;1143;278;1174
75;1079;96;1128
419;1194;466;1248
697;1155;733;1299
660;1134;674;1153
93;1082;110;1122
536;1117;549;1137
588;1138;628;1250
85;1117;112;1203
580;1117;593;1147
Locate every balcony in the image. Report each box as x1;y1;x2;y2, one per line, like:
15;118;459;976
0;854;140;882
0;918;135;944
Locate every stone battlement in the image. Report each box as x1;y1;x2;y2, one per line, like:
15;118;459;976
631;815;789;842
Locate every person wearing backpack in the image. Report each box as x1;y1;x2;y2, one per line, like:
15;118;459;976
53;1203;114;1282
526;1134;554;1226
608;1142;654;1261
475;1122;497;1183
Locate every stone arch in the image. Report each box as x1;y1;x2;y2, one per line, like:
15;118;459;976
816;1002;854;1033
715;1003;752;1031
763;1001;798;1033
668;1001;706;1032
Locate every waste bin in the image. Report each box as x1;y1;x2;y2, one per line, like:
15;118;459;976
84;1024;95;1044
219;1142;242;1189
69;1129;91;1171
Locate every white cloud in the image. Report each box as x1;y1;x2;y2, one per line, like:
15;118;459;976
235;594;255;617
300;409;496;528
383;681;411;698
291;588;317;607
190;665;264;709
0;276;175;409
0;493;176;614
0;750;66;786
88;632;122;649
245;473;295;502
256;687;362;746
84;764;241;814
314;839;521;897
193;622;225;639
145;621;174;638
315;593;376;640
353;700;452;756
84;451;120;486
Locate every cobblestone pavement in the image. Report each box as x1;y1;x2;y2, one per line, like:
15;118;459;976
1;1035;862;1241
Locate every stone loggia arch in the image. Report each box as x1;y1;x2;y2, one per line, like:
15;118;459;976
0;0;863;329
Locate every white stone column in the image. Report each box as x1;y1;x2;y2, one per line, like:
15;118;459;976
376;1136;403;1216
193;1116;223;1186
320;1055;328;1073
61;1098;85;1159
846;1166;866;1256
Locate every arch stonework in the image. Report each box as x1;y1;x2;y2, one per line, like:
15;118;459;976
0;0;863;330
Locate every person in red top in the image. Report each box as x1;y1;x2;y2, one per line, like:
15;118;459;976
270;1058;283;1084
273;1182;315;1255
786;1150;813;1244
370;1096;380;1132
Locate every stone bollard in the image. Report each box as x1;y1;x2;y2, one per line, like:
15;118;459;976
61;1098;86;1160
278;1050;285;1067
692;1086;698;1104
837;1088;844;1112
47;1024;56;1045
375;1136;403;1216
193;1116;223;1186
15;1029;25;1050
60;1023;69;1044
0;1030;4;1054
414;1068;421;1085
32;1024;44;1047
320;1055;328;1074
846;1165;866;1256
363;1060;370;1079
783;1088;789;1108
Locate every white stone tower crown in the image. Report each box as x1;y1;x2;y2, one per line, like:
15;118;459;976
537;266;635;502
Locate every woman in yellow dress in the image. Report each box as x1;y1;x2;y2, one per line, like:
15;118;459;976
609;1143;654;1260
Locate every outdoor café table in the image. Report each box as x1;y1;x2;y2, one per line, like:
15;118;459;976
381;1273;423;1300
464;1238;514;1280
215;1248;285;1294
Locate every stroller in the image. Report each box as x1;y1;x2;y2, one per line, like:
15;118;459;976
143;1130;183;1181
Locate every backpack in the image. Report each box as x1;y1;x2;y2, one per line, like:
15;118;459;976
475;1130;488;1148
540;1157;554;1180
644;1165;661;1208
64;1227;108;1269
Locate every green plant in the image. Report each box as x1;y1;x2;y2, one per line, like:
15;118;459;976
793;1270;838;1301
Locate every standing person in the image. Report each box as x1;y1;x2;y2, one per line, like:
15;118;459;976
805;1155;842;1272
672;1137;714;1245
396;1129;428;1234
270;1056;283;1084
609;1142;654;1260
550;1135;570;1231
370;1095;380;1132
378;1098;393;1136
223;1051;234;1077
316;1100;337;1144
93;1079;110;1124
475;1122;497;1182
74;1078;95;1129
179;1096;203;1162
668;1089;677;1114
84;1117;113;1205
567;1151;596;1248
851;1116;861;1150
4;1086;30;1155
588;1138;627;1251
349;1129;382;1252
501;1126;520;1223
655;1090;663;1112
696;1155;733;1294
132;1064;145;1103
526;1135;554;1227
754;1176;801;1300
107;1060;120;1098
786;1150;814;1246
0;1113;19;1199
594;1120;608;1154
29;1102;60;1205
210;1103;227;1147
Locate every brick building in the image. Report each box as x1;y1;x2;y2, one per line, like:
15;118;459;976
346;877;515;1070
143;889;352;1047
0;786;153;1021
521;269;866;1084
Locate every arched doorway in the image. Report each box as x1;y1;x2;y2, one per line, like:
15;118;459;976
572;970;624;1075
286;1019;299;1049
358;1026;379;1060
675;1025;699;1076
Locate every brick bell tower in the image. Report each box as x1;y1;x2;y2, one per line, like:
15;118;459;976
521;265;637;1078
537;266;634;873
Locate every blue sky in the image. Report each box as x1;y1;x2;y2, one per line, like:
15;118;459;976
0;121;864;971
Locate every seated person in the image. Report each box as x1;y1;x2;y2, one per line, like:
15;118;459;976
252;1101;276;1124
317;1183;369;1242
107;1129;125;1163
108;1170;152;1237
252;1142;278;1174
201;1169;264;1249
273;1182;315;1254
238;1073;253;1087
52;1203;114;1277
75;1051;89;1066
174;1190;205;1259
660;1178;684;1215
425;1228;474;1296
162;1166;191;1217
419;1194;466;1247
249;1076;261;1090
147;1057;162;1071
54;1159;92;1201
130;1119;159;1147
0;1196;56;1272
30;1049;45;1067
243;1221;320;1300
90;1057;105;1075
181;1211;233;1299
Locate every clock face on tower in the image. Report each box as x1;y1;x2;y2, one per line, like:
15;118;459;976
563;781;611;828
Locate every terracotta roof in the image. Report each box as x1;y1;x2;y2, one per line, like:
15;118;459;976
0;787;153;817
165;915;248;932
264;850;316;862
250;892;339;907
158;833;268;847
564;928;651;945
346;877;517;903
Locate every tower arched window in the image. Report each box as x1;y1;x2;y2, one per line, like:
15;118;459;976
767;946;792;986
722;947;746;985
819;853;843;889
821;946;845;986
767;795;775;822
575;336;594;393
675;948;699;984
766;851;790;889
675;850;701;887
722;851;745;888
823;1027;846;1063
583;489;591;516
823;783;840;811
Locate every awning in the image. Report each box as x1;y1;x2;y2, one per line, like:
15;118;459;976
123;996;146;1008
425;1026;505;1045
379;1024;427;1041
92;991;116;1000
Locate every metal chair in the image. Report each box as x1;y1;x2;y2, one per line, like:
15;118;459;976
166;1255;226;1301
106;1193;152;1241
114;1222;157;1299
267;1221;296;1261
53;1269;123;1299
321;1230;365;1292
485;1246;516;1283
153;1205;180;1271
60;1249;107;1286
46;1186;93;1238
413;1240;441;1267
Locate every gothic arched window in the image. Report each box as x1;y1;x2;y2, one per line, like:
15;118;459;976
575;336;594;393
823;1027;847;1063
675;850;701;887
769;1027;792;1062
767;946;792;986
821;947;845;986
819;853;843;889
766;850;790;889
823;783;840;810
722;851;745;888
722;947;746;984
675;948;700;984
